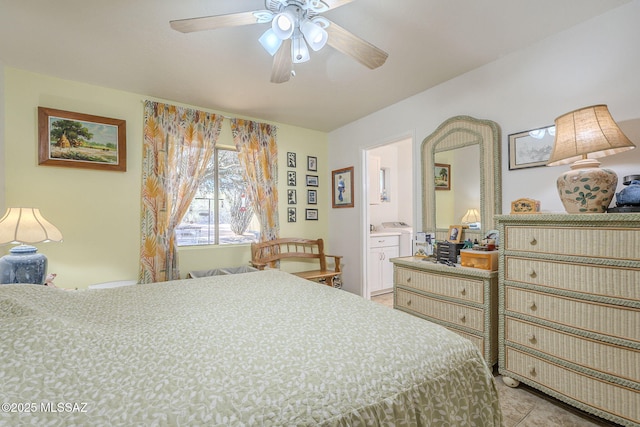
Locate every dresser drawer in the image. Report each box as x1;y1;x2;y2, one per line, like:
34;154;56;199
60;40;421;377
504;226;640;261
396;289;485;332
505;287;640;342
504;256;640;302
504;347;639;425
505;317;640;382
395;267;484;304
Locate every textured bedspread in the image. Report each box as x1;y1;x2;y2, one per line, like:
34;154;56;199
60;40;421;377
0;270;501;426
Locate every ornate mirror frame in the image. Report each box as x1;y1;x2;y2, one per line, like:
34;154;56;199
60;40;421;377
421;115;502;240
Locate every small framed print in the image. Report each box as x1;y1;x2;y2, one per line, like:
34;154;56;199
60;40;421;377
287;189;297;205
287;207;297;223
306;175;319;187
331;166;354;208
287;171;296;186
307;156;317;172
307;189;317;205
434;163;450;191
448;225;463;243
305;208;318;221
287;152;296;168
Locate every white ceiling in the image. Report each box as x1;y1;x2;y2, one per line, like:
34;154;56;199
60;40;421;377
0;0;631;132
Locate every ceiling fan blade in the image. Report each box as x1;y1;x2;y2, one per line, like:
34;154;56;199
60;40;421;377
271;39;293;83
326;21;388;69
170;11;259;33
322;0;356;10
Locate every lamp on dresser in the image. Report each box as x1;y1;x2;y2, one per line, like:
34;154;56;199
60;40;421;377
0;208;63;285
546;104;636;213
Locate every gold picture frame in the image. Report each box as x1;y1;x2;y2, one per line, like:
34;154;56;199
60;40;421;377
448;225;463;243
38;107;126;171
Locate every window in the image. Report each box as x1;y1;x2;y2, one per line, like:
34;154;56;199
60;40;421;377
176;146;259;246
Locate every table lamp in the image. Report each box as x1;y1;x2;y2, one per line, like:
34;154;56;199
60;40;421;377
547;105;636;213
0;208;63;284
461;208;481;229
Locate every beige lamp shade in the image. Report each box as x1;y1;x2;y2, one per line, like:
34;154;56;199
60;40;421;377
461;208;481;224
547;104;635;166
0;208;63;244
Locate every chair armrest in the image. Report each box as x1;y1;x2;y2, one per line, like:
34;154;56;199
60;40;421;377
251;261;268;270
326;255;343;273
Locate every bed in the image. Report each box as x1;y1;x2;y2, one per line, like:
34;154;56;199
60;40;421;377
0;270;502;426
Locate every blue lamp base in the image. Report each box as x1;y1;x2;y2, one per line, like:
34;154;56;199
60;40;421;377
0;245;48;285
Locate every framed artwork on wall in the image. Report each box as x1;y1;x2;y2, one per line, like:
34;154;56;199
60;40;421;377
332;166;354;208
307;156;317;171
508;125;555;170
306;175;319;187
287;207;296;223
38;107;127;172
287;171;297;186
434;163;450;190
305;209;318;220
307;189;317;205
287;189;297;204
287;152;296;168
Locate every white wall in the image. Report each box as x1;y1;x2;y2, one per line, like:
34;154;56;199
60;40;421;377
328;1;640;295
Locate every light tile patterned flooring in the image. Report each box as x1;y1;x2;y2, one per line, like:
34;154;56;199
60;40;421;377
371;292;614;426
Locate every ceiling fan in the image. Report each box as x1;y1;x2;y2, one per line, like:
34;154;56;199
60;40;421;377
170;0;388;83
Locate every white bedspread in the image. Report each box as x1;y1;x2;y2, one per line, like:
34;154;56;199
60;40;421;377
0;270;501;426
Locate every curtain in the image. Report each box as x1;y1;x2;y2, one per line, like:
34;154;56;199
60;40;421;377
230;119;280;246
139;101;223;283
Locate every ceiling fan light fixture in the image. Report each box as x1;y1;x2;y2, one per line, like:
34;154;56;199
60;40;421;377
300;19;328;51
292;34;310;63
259;28;283;56
272;8;297;39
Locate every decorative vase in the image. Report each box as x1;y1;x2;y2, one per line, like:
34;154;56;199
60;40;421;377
0;245;47;284
556;159;618;214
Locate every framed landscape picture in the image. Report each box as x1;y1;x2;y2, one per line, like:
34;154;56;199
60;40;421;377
38;107;126;171
434;163;450;190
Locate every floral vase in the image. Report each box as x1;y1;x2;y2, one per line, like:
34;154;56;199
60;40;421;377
556;159;618;213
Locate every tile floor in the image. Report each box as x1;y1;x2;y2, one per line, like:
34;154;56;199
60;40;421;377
370;292;615;426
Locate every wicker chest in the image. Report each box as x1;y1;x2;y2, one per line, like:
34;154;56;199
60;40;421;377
497;214;640;427
391;256;498;365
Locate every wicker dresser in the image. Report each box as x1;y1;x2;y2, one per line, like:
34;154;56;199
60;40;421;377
497;214;640;426
391;256;498;365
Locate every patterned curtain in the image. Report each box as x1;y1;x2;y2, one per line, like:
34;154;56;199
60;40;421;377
230;119;280;245
139;101;223;283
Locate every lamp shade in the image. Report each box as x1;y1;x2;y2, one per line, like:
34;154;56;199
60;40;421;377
461;208;481;224
547;105;635;166
0;208;63;244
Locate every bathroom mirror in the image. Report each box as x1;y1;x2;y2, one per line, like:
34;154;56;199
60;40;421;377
422;116;502;241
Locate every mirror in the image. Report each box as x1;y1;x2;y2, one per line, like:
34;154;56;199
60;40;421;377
422;116;502;241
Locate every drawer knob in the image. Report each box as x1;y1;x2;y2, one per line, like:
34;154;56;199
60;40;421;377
527;300;537;310
528;269;537;278
407;299;412;306
406;277;412;283
459;287;466;296
458;313;466;323
529;237;537;246
527;333;537;343
528;365;537;376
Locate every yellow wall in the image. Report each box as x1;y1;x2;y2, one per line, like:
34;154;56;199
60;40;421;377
3;68;328;288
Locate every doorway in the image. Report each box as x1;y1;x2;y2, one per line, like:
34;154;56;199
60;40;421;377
364;137;413;299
